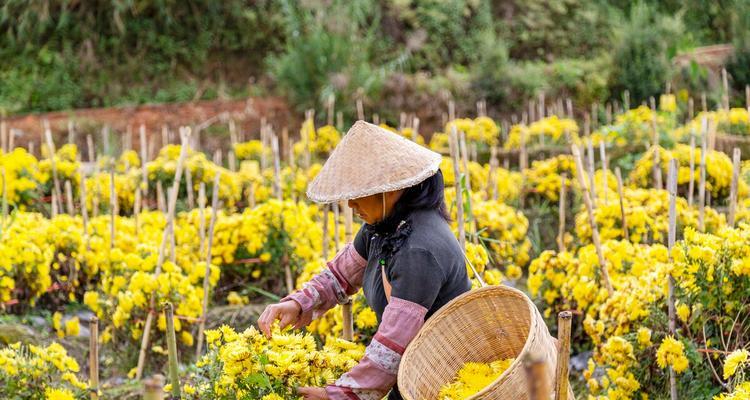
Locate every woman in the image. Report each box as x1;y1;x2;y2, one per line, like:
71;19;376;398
258;121;471;400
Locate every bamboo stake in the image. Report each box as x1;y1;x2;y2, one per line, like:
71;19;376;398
109;169;116;250
196;173;220;359
29;140;35;157
163;303;181;399
198;183;206;257
124;124;133;152
139;125;149;210
333;201;340;252
746;85;750;112
143;376;164;400
688;98;695;121
615;168;629;240
519;125;528;208
247;183;256;209
44;122;65;213
699;119;708;231
667;159;678;400
653;146;663;191
557;176;567;253
449;125;465;251
185;167;195;209
135;129;191;380
156;181;165;214
485;146;498;201
7;127;14;152
728;148;741;227
322;204;330;261
599;141;608;205
51;192;58;217
89;317;99;400
79;168;89;244
303;110;313;169
337;112;343;131
342;202;354;341
722;68;730;111
271;132;282;201
356;99;364;121
525;353;550;400
228;150;237;172
701;92;708;112
586;139;597;206
572;145;614;296
688;132;696;206
281;127;289;163
554;311;572;400
161;125;169;148
412;118;420;142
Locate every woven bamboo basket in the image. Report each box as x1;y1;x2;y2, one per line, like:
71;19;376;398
398;285;564;400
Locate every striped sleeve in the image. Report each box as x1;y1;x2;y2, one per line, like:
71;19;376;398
326;296;428;400
280;242;367;319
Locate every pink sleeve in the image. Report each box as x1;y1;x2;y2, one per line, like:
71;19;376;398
326;296;428;400
280;243;367;318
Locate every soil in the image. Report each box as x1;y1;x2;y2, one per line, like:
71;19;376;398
3;97;294;156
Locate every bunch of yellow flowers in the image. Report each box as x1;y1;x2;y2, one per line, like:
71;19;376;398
0;148;41;208
187;324;364;399
0;342;87;399
437;358;514;399
628;144;748;203
504;116;579;150
522;155;577;202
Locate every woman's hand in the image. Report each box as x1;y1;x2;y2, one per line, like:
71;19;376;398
297;387;329;400
257;300;303;337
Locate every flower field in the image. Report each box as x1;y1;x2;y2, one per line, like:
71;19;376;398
1;93;750;399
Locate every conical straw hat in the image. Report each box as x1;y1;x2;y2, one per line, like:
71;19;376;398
306;120;442;203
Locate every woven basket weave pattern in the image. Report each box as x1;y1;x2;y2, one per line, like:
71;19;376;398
398;286;559;400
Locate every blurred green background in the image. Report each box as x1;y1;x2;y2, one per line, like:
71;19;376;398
1;0;749;119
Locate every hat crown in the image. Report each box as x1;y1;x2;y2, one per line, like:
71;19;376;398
306;120;442;203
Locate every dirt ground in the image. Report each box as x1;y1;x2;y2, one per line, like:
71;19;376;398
3;97;294;156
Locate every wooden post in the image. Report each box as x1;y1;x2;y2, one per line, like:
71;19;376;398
228;150;237;172
7;127;14;152
156;180;165;213
163;303;181;399
615;167;629;240
653;146;663;191
196;173;220;359
89;317;99;400
412;117;420;142
185;168;195;209
554;311;572;400
79;168;89;241
728;148;741;227
65;180;75;215
572;145;614;296
143;375;164;400
688;97;695;121
356;99;364;121
485;146;498;201
322;204;330;261
342;202;354;341
525;353;550;400
140;125;149;210
586;138;597;206
519;125;528;208
136;129;191;380
599;141;608;205
44;122;65;213
449;125;465;251
722;68;730;111
688;133;696;207
557;175;567;253
698;119;708;231
666;159;678;400
271;132;282;201
198;183;206;257
109;169;116;250
0;121;6;153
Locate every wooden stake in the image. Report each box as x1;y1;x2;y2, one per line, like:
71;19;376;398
89;317;99;400
332;201;340;252
412;118;420;142
161;125;169;148
1;120;6;153
701;92;707;112
525;353;551;400
449;126;465;251
554;311;572;400
327;94;335;126
79;168;89;241
722;68;730;110
247;183;256;209
572;145;614;296
303;110;313;169
163;303;181;399
185;168;195;209
109;169;116;250
599;141;608;205
652;146;663;191
28;140;35;157
666;158;678;400
623;90;630;111
156;180;165;214
586;139;597;206
140;125;149;210
65;180;74;215
356;98;364;121
44;122;65;213
196;173;220;359
342;202;354;341
51;192;58;217
688;97;695;121
136;129;191;380
557;175;567;253
7;127;14;152
615;168;629;240
688;133;696;207
698;119;708;231
485;146;498;201
271;132;282;201
198;183;206;257
728;148;741;227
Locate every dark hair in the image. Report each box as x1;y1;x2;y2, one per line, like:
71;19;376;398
393;168;450;222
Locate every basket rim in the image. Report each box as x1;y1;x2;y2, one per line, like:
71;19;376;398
397;284;538;400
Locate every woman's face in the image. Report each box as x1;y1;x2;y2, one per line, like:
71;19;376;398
348;190;404;225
